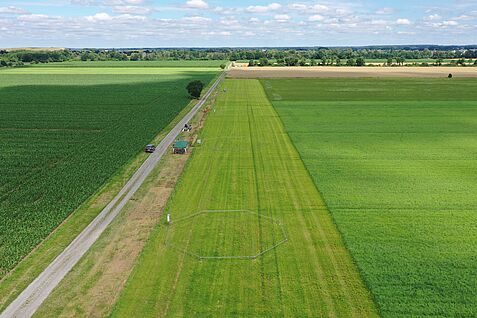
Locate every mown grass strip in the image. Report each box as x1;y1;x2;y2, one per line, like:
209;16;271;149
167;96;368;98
111;79;378;317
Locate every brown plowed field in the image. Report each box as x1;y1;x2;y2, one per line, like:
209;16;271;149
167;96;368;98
228;66;477;78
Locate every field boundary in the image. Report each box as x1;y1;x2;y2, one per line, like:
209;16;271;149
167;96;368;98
259;79;383;315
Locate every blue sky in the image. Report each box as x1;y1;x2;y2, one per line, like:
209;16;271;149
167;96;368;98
0;0;476;47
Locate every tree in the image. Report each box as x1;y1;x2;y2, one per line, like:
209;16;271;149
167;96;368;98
186;80;204;99
356;57;366;66
220;63;226;69
284;57;298;66
248;59;256;67
259;58;269;66
387;58;393;66
474;60;477;66
396;57;406;66
346;58;356;66
129;53;141;61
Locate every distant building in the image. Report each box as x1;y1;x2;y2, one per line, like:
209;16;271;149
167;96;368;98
173;140;189;154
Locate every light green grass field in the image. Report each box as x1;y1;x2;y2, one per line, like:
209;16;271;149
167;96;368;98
264;78;477;317
0;67;218;75
25;60;227;68
111;79;378;317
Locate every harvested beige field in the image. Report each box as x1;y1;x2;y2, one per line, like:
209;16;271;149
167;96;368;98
228;66;477;78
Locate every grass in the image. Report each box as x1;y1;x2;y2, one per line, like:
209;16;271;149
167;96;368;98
263;77;477;317
111;79;378;317
0;67;217;279
0;67;218;75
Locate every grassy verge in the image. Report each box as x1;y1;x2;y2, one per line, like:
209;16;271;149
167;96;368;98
110;79;378;317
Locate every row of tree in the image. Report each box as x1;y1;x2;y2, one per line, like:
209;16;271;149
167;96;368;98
248;57;366;67
1;48;477;67
248;57;477;67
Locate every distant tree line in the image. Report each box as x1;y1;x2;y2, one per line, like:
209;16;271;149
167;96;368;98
1;47;477;68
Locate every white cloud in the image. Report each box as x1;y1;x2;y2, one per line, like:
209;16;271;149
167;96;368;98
72;0;147;6
370;19;388;26
123;0;145;4
213;7;237;15
71;0;98;5
376;7;395;15
112;5;150;14
17;14;49;22
86;12;113;22
0;6;29;14
289;3;329;13
424;14;441;21
396;18;411;25
246;3;281;13
84;12;146;23
249;17;260;23
311;4;329;13
182;16;211;23
454;14;472;20
289;4;307;11
184;0;209;9
274;14;290;22
443;20;458;26
308;14;324;22
104;0;146;4
335;8;352;16
201;30;231;36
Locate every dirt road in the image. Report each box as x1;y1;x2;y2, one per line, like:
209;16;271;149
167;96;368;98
0;72;225;318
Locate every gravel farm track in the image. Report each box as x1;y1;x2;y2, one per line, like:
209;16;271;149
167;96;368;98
0;71;225;318
228;66;477;78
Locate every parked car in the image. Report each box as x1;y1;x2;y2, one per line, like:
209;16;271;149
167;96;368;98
145;144;156;153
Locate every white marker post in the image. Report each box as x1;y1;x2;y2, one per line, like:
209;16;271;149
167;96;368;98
167;214;171;224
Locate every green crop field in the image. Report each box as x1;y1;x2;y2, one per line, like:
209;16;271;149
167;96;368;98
24;60;227;68
263;78;477;317
0;66;218;277
111;79;377;317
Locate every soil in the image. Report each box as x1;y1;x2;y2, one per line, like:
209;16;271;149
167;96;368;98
228;66;477;78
